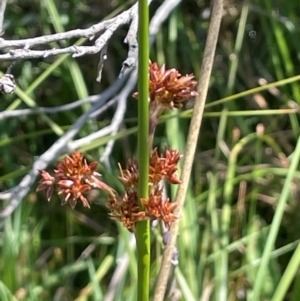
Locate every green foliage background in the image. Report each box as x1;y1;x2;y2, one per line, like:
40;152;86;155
1;0;300;300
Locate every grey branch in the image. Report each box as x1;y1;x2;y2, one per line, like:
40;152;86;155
0;1;150;62
0;45;101;60
100;68;138;165
120;5;138;77
0;19;112;49
69;73;136;151
0;0;181;222
96;44;108;83
0;94;106;120
0;0;7;35
0;24;128;60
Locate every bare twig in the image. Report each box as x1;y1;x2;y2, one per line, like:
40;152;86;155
96;44;108;83
100;69;137;164
89;96;119;119
0;0;7;35
0;19;112;49
153;0;224;300
149;0;182;42
70;72;129;150
0;94;107;120
0;33;123;60
119;6;138;77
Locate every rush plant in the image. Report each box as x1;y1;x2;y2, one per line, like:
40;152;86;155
37;61;198;300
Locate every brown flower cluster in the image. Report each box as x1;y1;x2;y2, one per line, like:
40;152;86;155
37;149;181;232
148;61;198;108
133;61;197;135
133;61;198;117
37;151;115;209
107;148;182;231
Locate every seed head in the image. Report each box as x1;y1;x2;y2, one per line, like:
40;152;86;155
107;148;181;231
133;61;198;114
37;151;115;209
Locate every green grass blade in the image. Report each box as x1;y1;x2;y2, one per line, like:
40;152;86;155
252;136;300;299
271;243;300;301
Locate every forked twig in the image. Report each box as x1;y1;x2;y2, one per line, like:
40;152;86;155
153;0;224;300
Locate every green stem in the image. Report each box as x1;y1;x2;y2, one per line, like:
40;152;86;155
136;0;150;301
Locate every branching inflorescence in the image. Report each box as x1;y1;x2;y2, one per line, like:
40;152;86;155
107;148;181;231
37;62;197;232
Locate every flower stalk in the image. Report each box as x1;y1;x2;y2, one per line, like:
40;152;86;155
136;0;150;299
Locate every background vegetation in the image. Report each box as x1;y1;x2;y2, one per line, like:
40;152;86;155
1;0;300;300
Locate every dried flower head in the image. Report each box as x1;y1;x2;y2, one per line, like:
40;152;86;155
134;61;198;110
148;61;198;108
107;192;146;232
107;148;181;231
133;61;198;133
118;159;139;190
37;151;115;209
141;194;178;229
36;170;55;201
149;148;182;186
